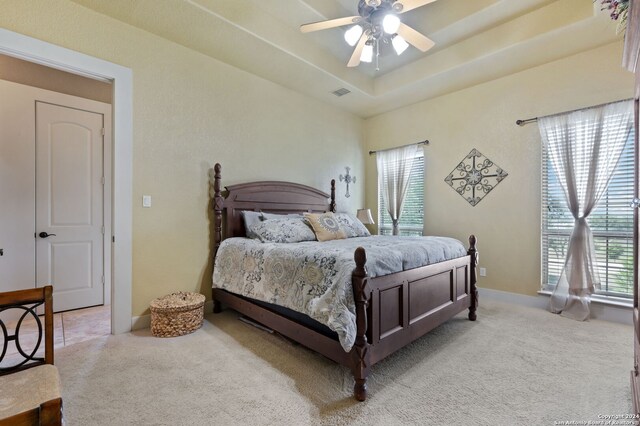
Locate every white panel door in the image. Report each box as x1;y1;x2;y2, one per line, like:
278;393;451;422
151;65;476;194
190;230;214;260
36;102;104;312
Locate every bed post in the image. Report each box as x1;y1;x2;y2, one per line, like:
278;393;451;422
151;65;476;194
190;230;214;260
468;235;478;321
329;179;336;213
351;247;371;401
213;163;223;314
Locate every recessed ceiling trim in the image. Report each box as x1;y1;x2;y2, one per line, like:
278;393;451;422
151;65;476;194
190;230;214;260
185;0;375;97
70;0;623;118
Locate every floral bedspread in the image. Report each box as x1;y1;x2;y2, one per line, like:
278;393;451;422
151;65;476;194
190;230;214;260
212;235;467;352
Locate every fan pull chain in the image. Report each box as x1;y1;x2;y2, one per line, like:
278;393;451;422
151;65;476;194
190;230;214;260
375;38;380;71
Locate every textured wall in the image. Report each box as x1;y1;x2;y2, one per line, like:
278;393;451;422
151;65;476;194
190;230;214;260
0;0;365;316
365;42;634;296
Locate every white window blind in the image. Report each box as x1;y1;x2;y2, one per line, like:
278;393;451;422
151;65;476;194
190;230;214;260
378;154;424;236
542;129;635;297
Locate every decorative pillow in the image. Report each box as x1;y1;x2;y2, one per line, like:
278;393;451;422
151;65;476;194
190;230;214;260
250;217;316;243
241;211;264;238
334;213;371;238
303;212;347;242
241;211;303;238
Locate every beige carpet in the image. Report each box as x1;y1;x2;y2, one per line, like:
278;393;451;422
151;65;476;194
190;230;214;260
56;300;633;425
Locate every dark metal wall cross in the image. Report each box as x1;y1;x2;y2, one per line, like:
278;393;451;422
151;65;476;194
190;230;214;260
339;166;356;198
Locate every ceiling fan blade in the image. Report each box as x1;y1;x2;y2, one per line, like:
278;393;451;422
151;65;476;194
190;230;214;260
394;0;437;14
300;16;362;33
397;23;435;52
347;33;368;67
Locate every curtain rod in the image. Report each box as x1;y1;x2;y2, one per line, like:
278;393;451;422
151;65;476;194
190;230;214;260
369;140;429;155
515;98;634;126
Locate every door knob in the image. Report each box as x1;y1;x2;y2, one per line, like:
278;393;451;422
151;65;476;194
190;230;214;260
38;232;56;238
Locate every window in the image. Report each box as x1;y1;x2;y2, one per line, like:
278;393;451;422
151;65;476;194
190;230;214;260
542;130;635;297
378;154;424;236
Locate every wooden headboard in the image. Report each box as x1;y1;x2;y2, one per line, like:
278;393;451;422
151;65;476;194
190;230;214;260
211;163;336;255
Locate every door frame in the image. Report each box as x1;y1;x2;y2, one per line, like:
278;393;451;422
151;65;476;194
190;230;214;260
0;29;133;334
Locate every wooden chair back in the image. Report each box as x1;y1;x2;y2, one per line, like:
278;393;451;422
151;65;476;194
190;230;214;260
0;285;54;375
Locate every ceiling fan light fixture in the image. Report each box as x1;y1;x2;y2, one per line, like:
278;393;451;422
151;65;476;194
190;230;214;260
392;34;409;55
382;14;401;34
344;25;364;46
360;43;374;63
299;0;438;69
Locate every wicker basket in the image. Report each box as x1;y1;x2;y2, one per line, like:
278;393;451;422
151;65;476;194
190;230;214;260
150;292;205;337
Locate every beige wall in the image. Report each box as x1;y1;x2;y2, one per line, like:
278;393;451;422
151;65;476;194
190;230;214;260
0;0;365;316
1;1;633;312
365;41;635;296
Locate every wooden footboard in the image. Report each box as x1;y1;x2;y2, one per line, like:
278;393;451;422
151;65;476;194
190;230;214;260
369;252;474;362
350;236;478;400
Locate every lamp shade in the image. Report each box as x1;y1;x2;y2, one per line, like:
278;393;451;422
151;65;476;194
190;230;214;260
356;208;375;225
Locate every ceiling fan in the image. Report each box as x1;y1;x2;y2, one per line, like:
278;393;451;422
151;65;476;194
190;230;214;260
300;0;437;69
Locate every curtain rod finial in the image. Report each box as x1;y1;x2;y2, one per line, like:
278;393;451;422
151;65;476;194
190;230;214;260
516;120;525;126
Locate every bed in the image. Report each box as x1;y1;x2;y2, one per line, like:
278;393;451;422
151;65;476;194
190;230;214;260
210;163;478;401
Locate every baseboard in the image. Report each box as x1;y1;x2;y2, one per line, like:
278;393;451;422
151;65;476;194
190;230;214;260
132;292;630;330
479;287;632;326
479;287;548;310
131;300;214;331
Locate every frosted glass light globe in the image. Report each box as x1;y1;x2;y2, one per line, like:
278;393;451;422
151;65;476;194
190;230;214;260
382;14;401;34
344;25;363;46
360;44;373;62
392;35;409;55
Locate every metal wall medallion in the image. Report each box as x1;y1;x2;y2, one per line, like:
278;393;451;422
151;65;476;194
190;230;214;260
444;149;508;206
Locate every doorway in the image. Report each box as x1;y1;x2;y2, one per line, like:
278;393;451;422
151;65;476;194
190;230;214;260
0;28;133;334
0;79;112;317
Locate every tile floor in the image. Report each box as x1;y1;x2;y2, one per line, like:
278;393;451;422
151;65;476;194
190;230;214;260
1;305;110;367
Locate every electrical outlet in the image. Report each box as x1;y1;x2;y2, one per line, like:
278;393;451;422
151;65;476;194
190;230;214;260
479;267;487;277
142;195;152;208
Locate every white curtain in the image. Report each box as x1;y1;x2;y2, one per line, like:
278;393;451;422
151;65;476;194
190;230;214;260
538;100;633;320
376;144;421;235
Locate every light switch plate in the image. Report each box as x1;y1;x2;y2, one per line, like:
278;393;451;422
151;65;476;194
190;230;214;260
142;195;152;208
479;267;486;277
